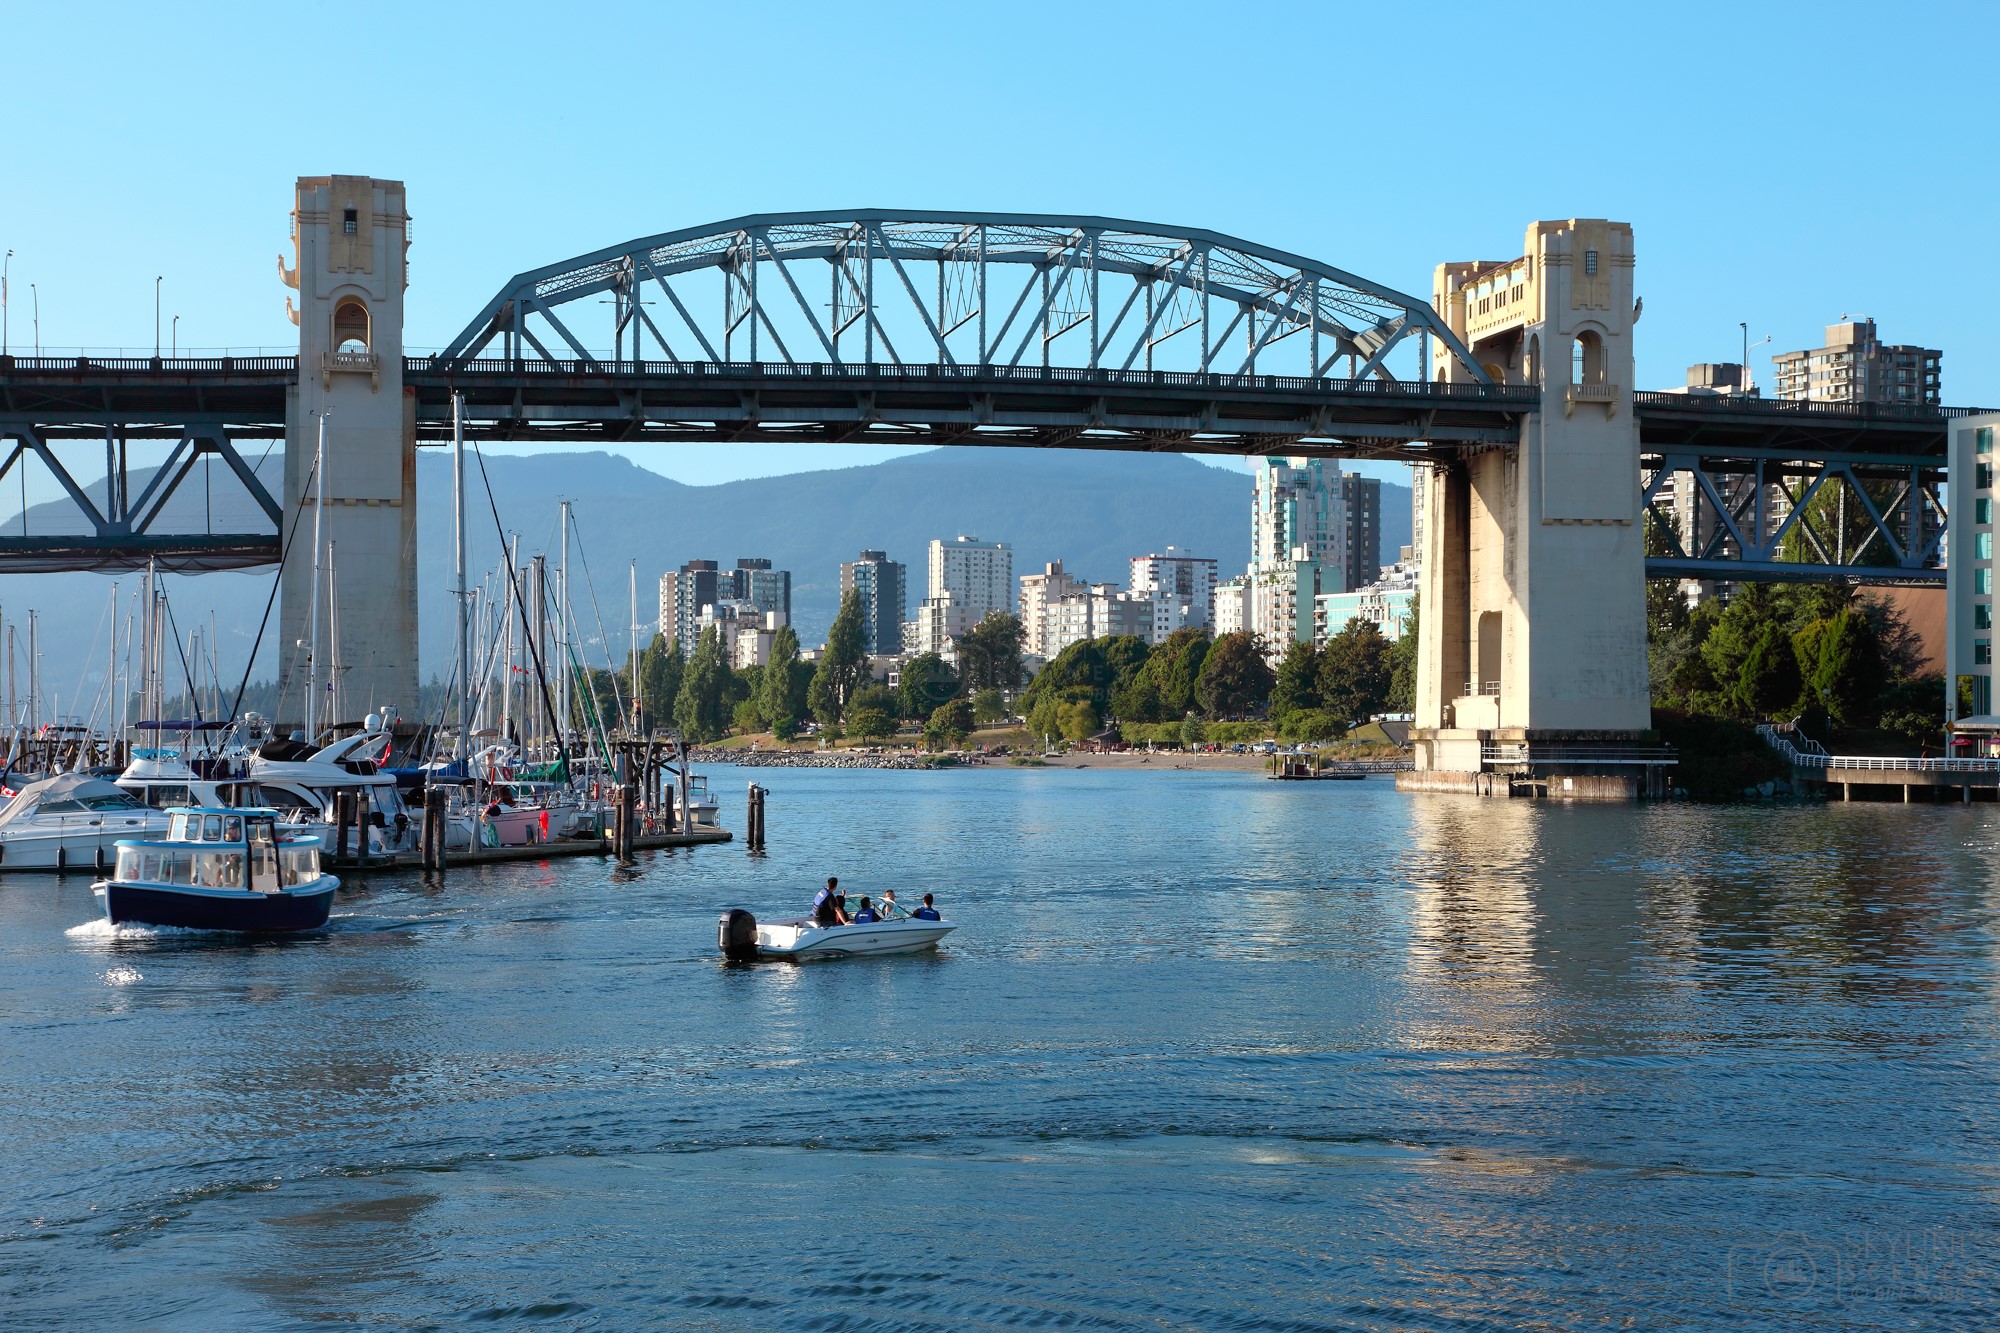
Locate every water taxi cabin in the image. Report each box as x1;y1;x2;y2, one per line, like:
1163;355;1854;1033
114;808;324;892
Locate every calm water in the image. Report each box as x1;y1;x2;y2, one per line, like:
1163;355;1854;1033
4;767;1999;1330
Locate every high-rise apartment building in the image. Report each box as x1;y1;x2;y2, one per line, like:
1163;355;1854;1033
1339;475;1381;589
1947;414;2000;728
1127;548;1217;642
658;559;720;653
1250;459;1347;645
731;558;792;620
659;558;790;653
1771;320;1941;406
927;535;1014;623
1042;583;1150;658
840;549;908;656
1019;560;1084;657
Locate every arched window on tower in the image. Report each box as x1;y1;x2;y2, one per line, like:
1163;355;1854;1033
333;299;371;354
1572;330;1604;387
1524;334;1540;385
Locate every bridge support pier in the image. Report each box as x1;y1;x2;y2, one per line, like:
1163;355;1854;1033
277;176;419;732
1402;220;1661;800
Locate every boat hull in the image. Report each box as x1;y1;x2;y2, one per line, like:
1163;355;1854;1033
755;917;955;960
99;880;338;933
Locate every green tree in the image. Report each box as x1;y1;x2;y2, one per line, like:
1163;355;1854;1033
1101;635;1152;702
847;703;897;742
674;626;731;742
808;590;870;724
1195;631;1275;719
970;687;1007;725
1386;596;1420;713
925;698;975;749
1179;712;1207;749
1058;698;1100;741
1021;639;1110;715
1733;624;1802;719
1136;628;1210;720
759;625;809;735
1317;617;1392;725
898;651;960;720
957;613;1026;692
732;698;765;735
638;634;685;734
1269;639;1320;721
1796;608;1884;728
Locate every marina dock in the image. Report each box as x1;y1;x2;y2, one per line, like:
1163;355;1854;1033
327;825;733;872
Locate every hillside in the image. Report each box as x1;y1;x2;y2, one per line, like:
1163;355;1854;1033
0;448;1411;699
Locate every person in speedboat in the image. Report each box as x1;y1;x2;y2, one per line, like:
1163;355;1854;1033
879;889;900;919
913;893;942;921
812;877;849;928
852;897;879;923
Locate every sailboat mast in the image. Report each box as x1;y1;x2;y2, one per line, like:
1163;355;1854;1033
307;409;329;740
629;559;638;735
453;391;469;765
558;499;570;755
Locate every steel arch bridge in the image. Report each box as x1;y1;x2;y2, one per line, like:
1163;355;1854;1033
436;210;1489;383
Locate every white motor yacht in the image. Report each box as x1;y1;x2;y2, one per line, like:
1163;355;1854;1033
0;773;171;871
718;906;955;961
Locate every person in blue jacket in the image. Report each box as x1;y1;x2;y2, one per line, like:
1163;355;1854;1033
913;892;942;921
812;877;848;927
852;896;879;924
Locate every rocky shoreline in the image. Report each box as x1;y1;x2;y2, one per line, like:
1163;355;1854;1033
688;748;939;770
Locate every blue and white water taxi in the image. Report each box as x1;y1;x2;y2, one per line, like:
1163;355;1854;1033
92;806;339;932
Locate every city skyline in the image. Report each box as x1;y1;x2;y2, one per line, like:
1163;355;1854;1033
1;4;1989;501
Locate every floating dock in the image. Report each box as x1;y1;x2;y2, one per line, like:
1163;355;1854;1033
327;825;732;872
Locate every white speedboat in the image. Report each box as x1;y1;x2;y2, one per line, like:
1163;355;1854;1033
718;907;955;961
0;772;171;871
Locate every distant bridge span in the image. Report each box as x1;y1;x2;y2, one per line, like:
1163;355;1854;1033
0;207;1966;586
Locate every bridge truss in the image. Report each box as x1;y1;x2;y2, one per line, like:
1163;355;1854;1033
1637;393;1955;586
435;211;1491;386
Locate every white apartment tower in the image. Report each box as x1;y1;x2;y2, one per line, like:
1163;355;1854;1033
927;535;1014;622
1128;547;1218;643
1018;560;1083;657
1249;459;1347;644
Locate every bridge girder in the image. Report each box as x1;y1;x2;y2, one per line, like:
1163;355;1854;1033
433;211;1493;386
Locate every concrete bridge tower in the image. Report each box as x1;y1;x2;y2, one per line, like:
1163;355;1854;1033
1406;220;1656;797
277;175;419;728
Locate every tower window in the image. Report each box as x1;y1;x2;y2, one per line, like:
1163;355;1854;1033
342;208;358;236
1583;249;1598;276
332;298;371;353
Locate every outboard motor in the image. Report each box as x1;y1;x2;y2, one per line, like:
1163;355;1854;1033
718;909;758;961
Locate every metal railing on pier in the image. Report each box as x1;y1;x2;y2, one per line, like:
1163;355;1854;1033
1756;722;2000;774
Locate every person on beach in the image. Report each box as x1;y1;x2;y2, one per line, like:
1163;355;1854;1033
812;876;848;927
913;893;942;921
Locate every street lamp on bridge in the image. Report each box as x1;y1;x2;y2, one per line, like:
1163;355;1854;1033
3;249;12;356
172;315;179;358
154;276;163;359
1740;322;1771;392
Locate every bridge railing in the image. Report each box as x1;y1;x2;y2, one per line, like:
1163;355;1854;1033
0;355;299;374
1480;743;1678;766
418;357;1546;402
1755;723;2000;773
1632;391;1971;422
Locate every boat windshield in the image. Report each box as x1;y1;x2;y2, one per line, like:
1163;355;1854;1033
116;842;321;887
40;793;147;814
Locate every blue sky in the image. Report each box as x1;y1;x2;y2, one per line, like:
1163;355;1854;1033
4;0;1994;489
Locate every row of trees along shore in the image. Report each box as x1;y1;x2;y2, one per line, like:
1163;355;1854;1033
568;588;1421;748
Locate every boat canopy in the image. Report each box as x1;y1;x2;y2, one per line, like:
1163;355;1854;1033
133;720;231;731
0;773;147;825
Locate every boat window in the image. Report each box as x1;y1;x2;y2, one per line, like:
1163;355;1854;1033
116;848;141;880
81;793;145;811
168;814;189;840
224;816;244;842
144;785;193;810
255;785;318;813
202;816;223;841
39;799;86;814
